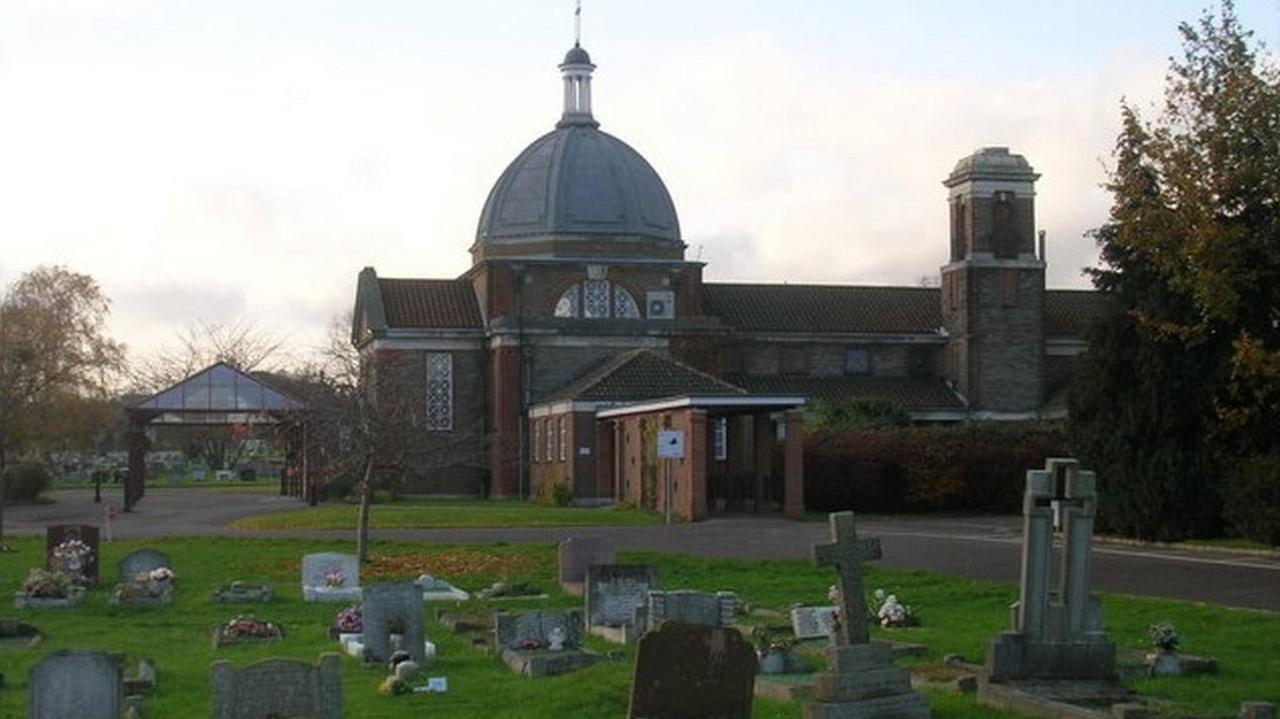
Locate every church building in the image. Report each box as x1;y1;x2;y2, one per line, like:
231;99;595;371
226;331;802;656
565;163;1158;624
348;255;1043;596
350;41;1104;520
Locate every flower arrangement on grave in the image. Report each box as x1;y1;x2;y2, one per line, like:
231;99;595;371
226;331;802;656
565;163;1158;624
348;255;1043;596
21;568;73;599
334;605;363;634
50;539;94;582
749;625;797;674
217;614;284;642
114;567;175;601
873;589;919;628
1148;621;1180;654
323;567;346;588
475;581;541;599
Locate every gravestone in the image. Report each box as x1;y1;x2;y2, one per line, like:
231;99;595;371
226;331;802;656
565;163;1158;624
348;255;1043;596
644;590;737;633
805;512;930;719
791;606;839;640
586;564;658;643
211;654;342;719
212;582;272;604
360;583;426;663
628;621;758;719
117;549;171;581
985;458;1117;682
415;575;470;602
301;552;361;603
0;619;42;651
495;609;599;677
28;650;123;719
558;537;613;596
45;524;100;585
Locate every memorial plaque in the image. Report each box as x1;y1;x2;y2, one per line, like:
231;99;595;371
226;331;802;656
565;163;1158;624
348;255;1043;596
628;621;757;719
211;654;342;719
791;606;839;640
28;651;123;719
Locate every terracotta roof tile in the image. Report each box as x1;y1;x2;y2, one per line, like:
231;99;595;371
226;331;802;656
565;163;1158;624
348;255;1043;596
379;278;483;329
726;374;964;411
702;283;943;334
550;350;747;402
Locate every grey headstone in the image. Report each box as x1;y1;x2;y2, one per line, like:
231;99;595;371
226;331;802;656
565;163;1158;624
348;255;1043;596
117;549;171;581
586;565;658;629
558;537;613;591
791;606;839;640
647;590;737;631
28;650;123;719
1241;702;1276;719
362;583;425;663
211;654;342;719
301;553;359;590
494;610;584;651
628;621;757;719
45;524;101;585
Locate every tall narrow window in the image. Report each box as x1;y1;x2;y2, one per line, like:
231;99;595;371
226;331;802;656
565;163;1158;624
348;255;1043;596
559;417;568;461
583;280;610;318
713;418;727;461
546;417;555;462
533;420;543;463
425;353;453;431
614;287;641;318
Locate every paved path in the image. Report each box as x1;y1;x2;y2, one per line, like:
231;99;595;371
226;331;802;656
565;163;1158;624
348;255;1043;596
8;488;1280;612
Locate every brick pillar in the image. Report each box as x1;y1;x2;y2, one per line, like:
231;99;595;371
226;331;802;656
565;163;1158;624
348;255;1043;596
784;409;805;519
489;345;522;498
689;410;708;521
595;419;615;500
752;414;771;513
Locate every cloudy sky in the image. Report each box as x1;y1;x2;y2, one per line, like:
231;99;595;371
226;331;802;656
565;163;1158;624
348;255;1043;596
2;0;1277;365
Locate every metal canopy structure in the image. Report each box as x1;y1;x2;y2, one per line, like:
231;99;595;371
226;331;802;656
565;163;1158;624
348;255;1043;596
124;362;312;511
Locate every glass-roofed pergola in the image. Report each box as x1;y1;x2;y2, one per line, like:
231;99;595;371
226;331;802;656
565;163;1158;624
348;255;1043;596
124;362;312;510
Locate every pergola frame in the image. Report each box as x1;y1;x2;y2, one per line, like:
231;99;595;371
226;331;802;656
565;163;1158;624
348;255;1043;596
123;362;313;511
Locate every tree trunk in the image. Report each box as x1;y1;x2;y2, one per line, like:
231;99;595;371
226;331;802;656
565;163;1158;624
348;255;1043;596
356;456;373;564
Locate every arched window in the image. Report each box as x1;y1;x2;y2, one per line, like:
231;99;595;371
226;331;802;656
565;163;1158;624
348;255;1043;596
614;287;640;318
554;285;580;318
553;280;642;319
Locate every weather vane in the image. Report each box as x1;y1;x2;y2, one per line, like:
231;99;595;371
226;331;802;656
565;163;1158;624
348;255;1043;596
574;0;582;47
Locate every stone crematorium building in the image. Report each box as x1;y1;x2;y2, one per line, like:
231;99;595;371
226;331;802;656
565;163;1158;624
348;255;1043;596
350;42;1105;520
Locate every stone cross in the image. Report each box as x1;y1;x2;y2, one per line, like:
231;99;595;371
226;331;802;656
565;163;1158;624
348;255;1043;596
812;511;882;645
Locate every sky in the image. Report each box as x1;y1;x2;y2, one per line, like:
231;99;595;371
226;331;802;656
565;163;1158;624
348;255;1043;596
1;0;1278;367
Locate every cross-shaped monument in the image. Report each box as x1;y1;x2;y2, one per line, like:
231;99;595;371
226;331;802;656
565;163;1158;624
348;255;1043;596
813;511;882;645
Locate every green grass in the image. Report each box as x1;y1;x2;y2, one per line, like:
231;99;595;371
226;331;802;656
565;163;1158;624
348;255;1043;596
230;499;663;530
0;537;1276;718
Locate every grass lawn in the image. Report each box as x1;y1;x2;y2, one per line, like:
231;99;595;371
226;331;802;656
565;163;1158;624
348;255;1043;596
230;499;663;530
0;537;1275;718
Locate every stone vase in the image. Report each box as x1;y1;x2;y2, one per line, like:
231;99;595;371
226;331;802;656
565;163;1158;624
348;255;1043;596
758;648;788;675
1147;650;1183;677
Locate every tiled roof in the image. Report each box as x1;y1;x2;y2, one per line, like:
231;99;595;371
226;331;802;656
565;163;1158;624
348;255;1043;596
1045;289;1111;337
702;283;943;334
705;282;1109;339
726;374;965;411
550;350;747;402
378;278;483;329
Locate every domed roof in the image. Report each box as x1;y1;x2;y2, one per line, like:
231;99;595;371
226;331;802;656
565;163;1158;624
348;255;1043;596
562;44;592;66
476;125;681;244
945;146;1039;187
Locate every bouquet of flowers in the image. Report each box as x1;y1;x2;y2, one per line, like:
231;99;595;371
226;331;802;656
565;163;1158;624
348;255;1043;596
219;614;284;641
1148;621;1180;653
323;568;345;588
50;539;93;580
334;605;362;633
22;569;72;599
874;589;919;628
149;567;174;582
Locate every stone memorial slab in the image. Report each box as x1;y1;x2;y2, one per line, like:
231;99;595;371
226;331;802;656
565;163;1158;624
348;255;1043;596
117;549;171;581
644;590;737;632
985;458;1117;683
45;524;100;585
301;553;361;603
415;575;470;602
495;609;599;677
558;537;613;595
628;620;758;719
28;650;123;719
211;653;342;719
0;619;42;651
212;582;272;604
361;582;426;663
586;564;658;643
791;607;839;640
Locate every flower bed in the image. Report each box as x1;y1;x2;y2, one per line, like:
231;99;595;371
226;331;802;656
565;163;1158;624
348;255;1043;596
212;614;285;649
13;569;85;609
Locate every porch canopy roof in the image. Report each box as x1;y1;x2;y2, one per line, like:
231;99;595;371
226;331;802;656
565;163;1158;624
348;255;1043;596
595;394;806;419
126;361;308;425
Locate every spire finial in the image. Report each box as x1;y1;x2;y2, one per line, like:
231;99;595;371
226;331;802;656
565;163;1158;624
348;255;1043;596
574;0;582;47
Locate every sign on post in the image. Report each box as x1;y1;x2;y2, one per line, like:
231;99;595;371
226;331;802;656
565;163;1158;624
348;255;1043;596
657;430;684;459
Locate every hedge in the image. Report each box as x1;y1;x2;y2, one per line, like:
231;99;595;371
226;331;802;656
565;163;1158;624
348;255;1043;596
804;422;1069;513
2;462;52;503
